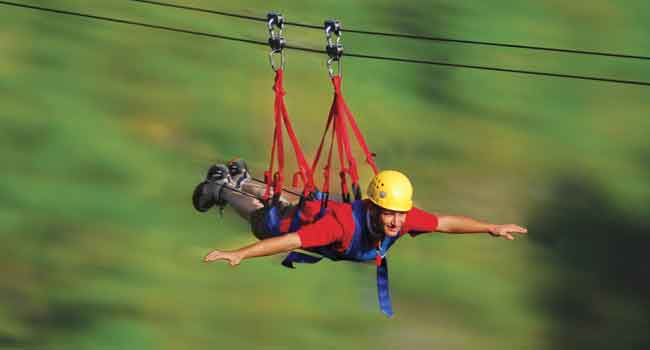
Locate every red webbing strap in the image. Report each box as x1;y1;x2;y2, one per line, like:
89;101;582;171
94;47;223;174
272;73;286;199
340;96;379;175
332;76;366;200
263;96;280;200
311;74;380;200
333;78;359;188
310;101;336;175
264;69;313;201
333;104;350;199
311;88;337;194
322;114;337;194
278;93;313;194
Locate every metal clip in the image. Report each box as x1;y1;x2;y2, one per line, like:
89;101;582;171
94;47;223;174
268;12;285;71
324;20;341;43
324;19;343;77
267;12;284;32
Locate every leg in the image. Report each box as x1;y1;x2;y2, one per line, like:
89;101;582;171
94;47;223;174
193;159;300;222
220;181;265;221
222;179;301;221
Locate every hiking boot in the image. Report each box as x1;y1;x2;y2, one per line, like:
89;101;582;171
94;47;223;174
227;158;250;189
192;164;230;212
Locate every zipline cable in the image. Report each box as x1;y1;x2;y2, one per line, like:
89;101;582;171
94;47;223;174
342;51;650;86
2;1;649;87
286;44;650;86
130;0;269;24
1;0;268;47
128;0;650;61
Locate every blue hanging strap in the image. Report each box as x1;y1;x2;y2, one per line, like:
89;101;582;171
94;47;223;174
376;256;394;317
281;251;323;268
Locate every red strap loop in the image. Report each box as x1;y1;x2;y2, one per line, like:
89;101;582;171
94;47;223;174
311;75;380;203
264;70;378;205
264;69;314;202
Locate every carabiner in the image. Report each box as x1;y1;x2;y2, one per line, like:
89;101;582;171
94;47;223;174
269;49;286;72
324;19;343;77
327;57;342;78
267;12;286;71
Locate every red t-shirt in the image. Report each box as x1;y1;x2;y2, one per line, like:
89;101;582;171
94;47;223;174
279;200;439;251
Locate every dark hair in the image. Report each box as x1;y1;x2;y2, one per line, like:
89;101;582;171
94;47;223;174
363;203;386;249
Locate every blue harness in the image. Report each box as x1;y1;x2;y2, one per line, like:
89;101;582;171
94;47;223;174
265;199;402;317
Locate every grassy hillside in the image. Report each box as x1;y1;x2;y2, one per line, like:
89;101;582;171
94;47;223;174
1;1;649;349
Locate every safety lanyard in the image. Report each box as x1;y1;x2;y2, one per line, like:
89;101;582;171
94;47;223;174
263;13;313;204
370;214;394;317
311;20;379;206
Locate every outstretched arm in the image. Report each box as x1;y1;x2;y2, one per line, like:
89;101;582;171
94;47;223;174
436;215;527;240
203;233;302;266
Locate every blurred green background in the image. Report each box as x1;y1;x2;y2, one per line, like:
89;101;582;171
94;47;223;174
1;0;649;349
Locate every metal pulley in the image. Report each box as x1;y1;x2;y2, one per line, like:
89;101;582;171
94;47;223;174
324;19;343;77
267;12;285;71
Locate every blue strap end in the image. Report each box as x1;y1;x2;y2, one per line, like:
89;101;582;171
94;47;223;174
377;257;394;317
281;252;323;269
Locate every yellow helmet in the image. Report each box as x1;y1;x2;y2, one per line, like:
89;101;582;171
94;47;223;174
366;170;413;212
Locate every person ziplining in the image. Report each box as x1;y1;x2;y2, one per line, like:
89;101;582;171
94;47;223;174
192;14;527;317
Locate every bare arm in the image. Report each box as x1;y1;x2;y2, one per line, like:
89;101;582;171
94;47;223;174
203;233;302;266
436;215;527;240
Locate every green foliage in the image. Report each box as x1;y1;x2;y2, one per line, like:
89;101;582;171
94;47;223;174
1;1;648;349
